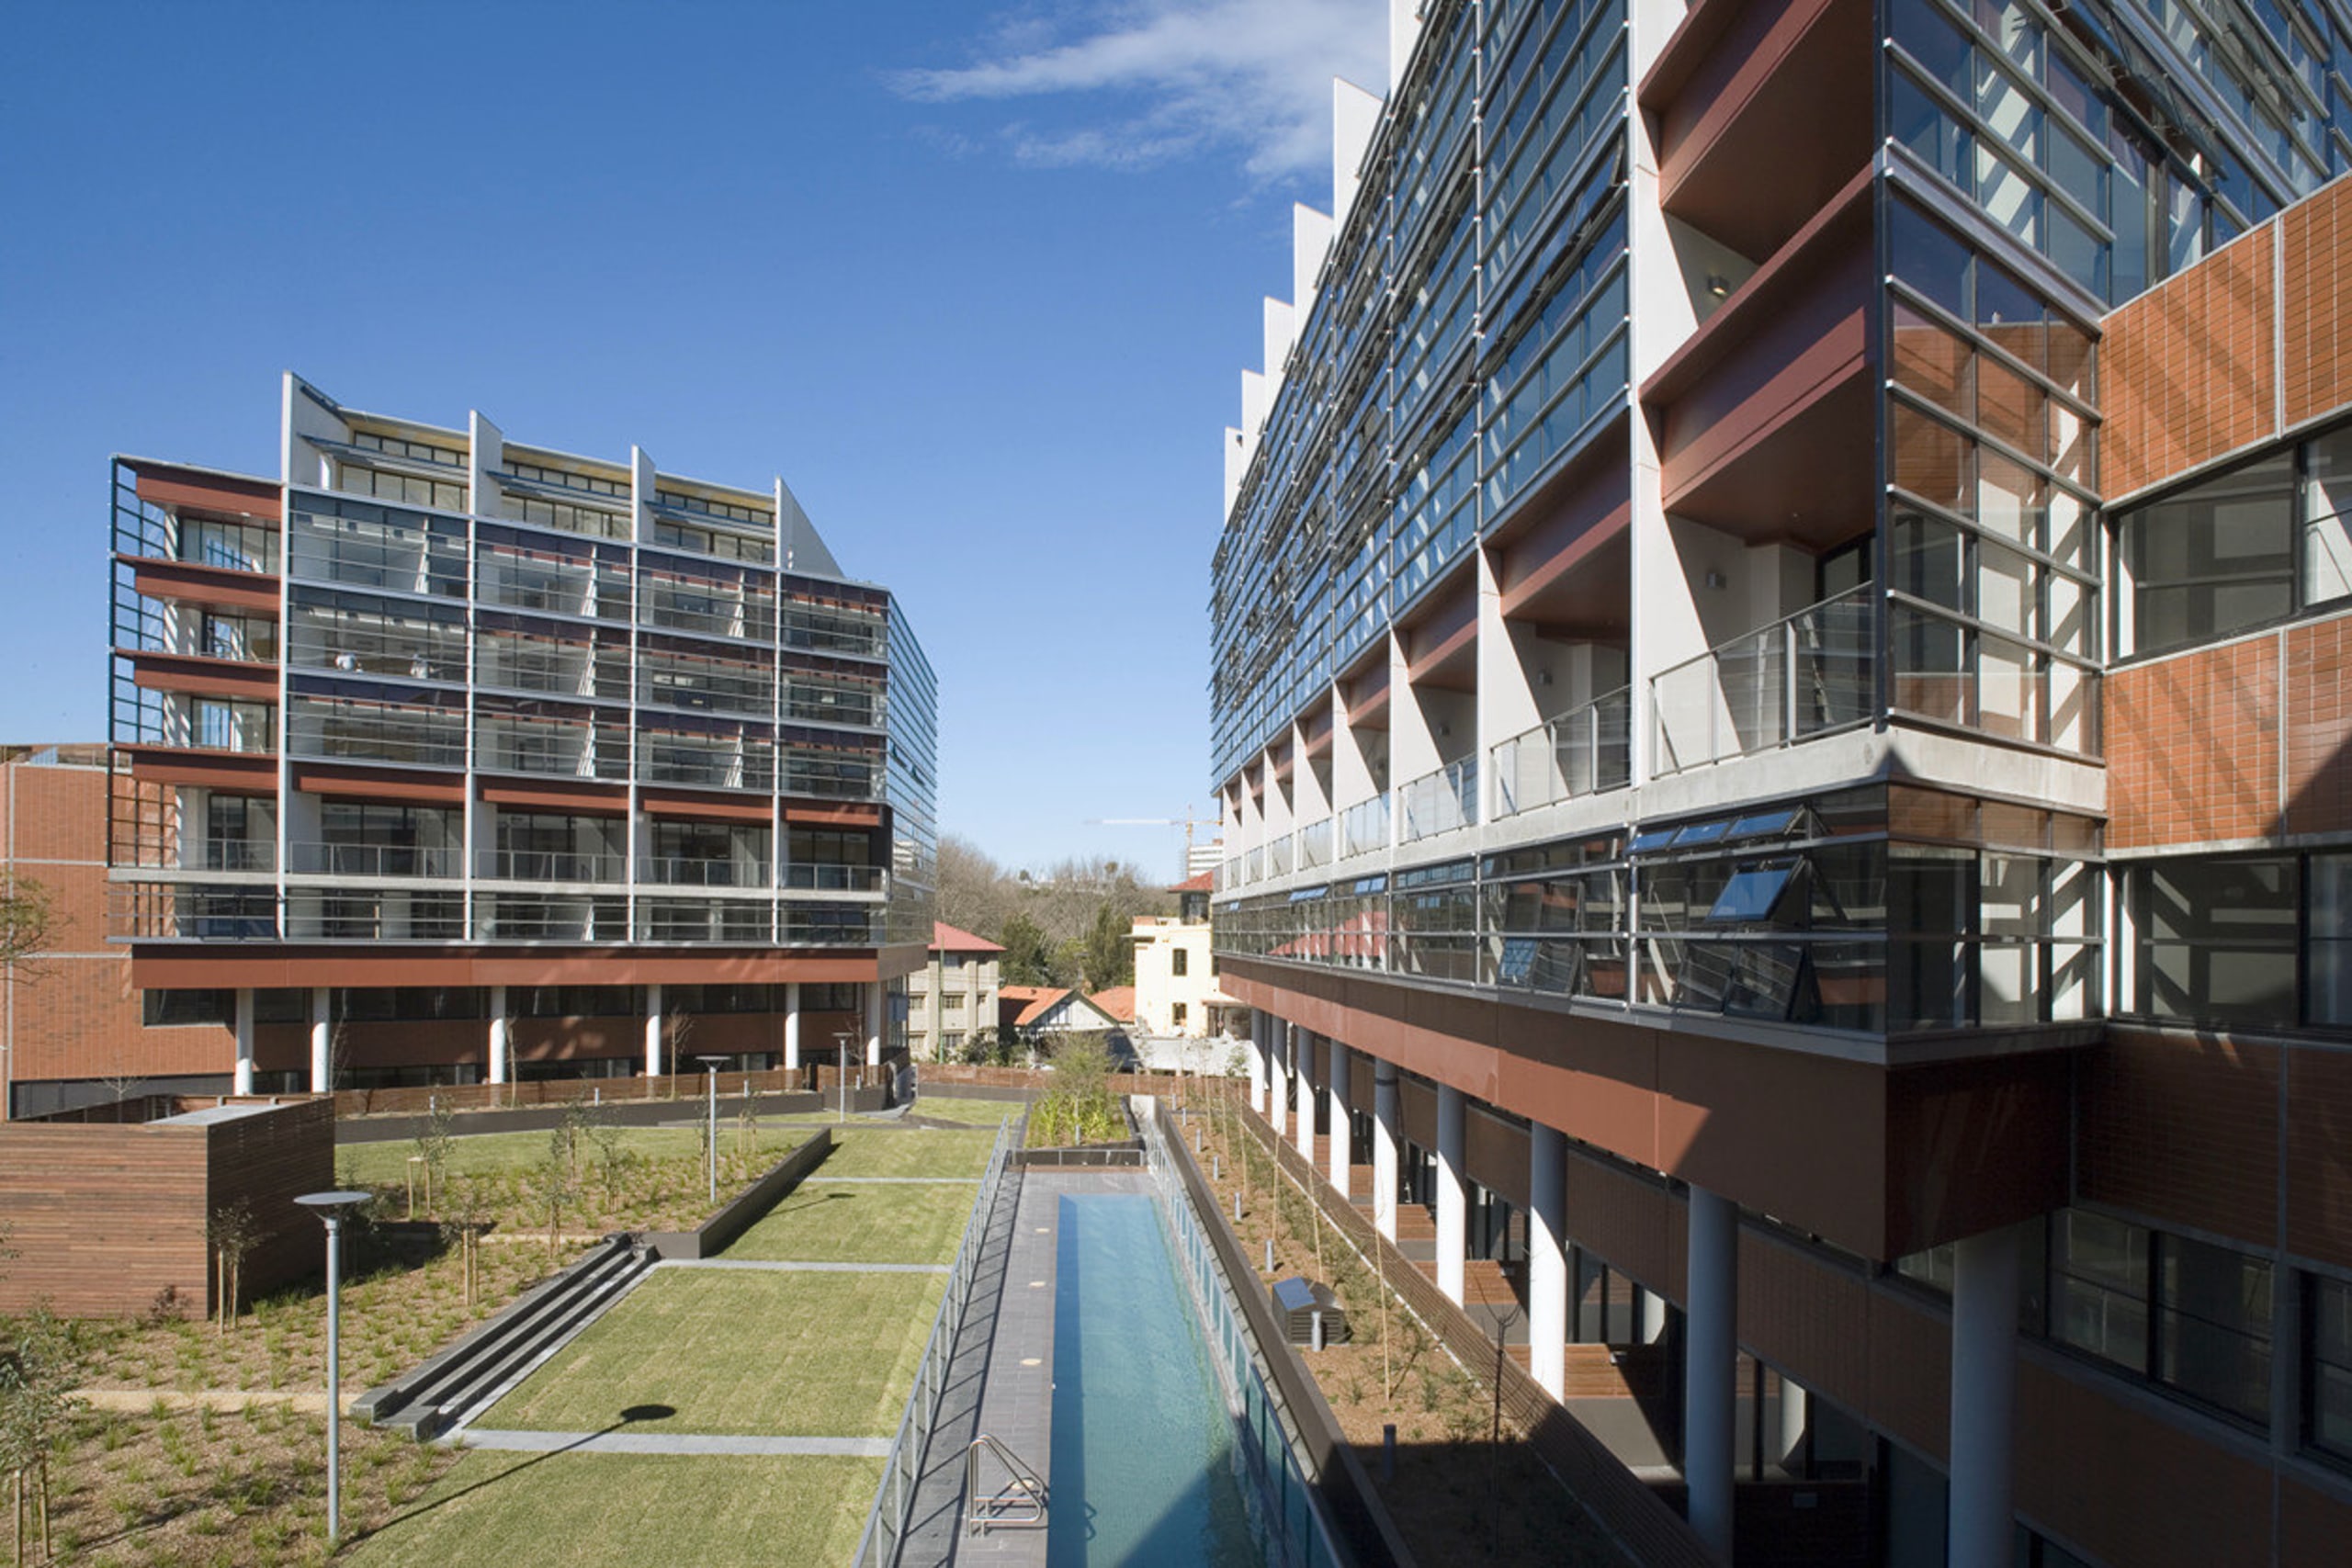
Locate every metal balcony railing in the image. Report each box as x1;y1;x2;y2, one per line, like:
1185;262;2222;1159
1489;687;1632;818
1649;585;1875;775
639;855;767;888
477;849;628;884
1340;795;1390;858
288;842;462;879
784;863;885;893
1397;757;1476;842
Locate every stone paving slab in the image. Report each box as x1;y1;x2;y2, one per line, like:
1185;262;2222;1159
458;1427;892;1457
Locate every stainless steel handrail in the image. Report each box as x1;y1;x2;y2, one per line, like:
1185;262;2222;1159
962;1433;1048;1535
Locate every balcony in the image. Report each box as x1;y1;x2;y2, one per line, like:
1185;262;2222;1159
639;855;767;889
784;863;885;894
1650;585;1874;774
1490;688;1632;819
782;603;886;660
477;849;627;884
192;838;276;873
1340;795;1391;859
288;841;462;879
1398;757;1477;843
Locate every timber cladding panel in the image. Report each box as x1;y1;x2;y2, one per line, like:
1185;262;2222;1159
1737;1229;1873;1424
0;1100;333;1319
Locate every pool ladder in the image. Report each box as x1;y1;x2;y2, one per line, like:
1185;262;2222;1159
963;1433;1048;1535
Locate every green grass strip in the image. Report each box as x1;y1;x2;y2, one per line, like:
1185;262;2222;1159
480;1269;943;1438
349;1450;878;1566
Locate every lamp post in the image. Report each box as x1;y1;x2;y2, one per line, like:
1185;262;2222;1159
832;1031;854;1122
695;1055;726;1205
294;1190;371;1545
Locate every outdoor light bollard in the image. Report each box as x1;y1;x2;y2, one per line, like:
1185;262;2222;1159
1264;1236;1275;1273
1233;1190;1242;1224
1213;1153;1220;1180
294;1190;371;1545
1311;1308;1326;1352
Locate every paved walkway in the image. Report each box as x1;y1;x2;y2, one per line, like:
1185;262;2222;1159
893;1168;1047;1568
820;1177;984;1185
458;1427;893;1457
83;1387;354;1415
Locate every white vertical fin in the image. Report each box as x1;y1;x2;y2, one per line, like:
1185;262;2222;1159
1262;298;1295;400
1293;205;1334;327
1388;0;1423;90
1331;78;1382;228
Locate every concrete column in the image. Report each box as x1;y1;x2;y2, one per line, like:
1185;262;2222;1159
783;981;802;1072
1373;1060;1400;1241
309;987;331;1095
1294;1029;1317;1162
1435;1083;1467;1303
487;983;509;1087
865;981;884;1066
645;981;665;1079
1777;1374;1809;1470
1247;1010;1267;1111
1529;1122;1569;1400
1268;1019;1288;1137
1949;1224;2022;1568
1683;1185;1739;1562
1325;1040;1351;1193
232;988;256;1096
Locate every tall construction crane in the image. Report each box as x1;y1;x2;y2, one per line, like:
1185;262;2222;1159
1085;806;1219;882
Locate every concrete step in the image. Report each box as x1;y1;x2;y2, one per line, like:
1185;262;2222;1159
356;1235;651;1439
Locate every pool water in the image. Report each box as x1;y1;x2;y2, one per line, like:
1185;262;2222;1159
1047;1190;1257;1567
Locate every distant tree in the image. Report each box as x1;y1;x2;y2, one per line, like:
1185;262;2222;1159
935;834;1016;939
1079;903;1134;993
998;912;1059;987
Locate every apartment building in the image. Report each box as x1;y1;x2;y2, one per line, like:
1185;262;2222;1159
906;920;1004;1060
1208;3;2352;1564
65;373;934;1111
1131;871;1239;1036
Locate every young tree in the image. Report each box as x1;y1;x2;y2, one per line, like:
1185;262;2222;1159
205;1200;266;1335
412;1099;457;1220
523;1129;580;1264
437;1177;494;1310
1;1307;84;1565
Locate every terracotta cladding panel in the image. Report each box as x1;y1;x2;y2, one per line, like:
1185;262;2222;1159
2102;226;2278;496
2015;1357;2276;1567
2077;1032;2279;1248
2103;637;2280;848
2285;1046;2352;1269
1464;1103;1530;1207
1864;1288;1951;1457
2279;1474;2352;1568
2282;178;2352;427
1566;1149;1675;1296
2284;614;2352;836
1736;1232;1872;1418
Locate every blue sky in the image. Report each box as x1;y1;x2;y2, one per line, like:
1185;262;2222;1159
0;0;1383;878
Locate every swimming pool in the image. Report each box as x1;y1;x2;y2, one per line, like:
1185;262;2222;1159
1048;1190;1257;1567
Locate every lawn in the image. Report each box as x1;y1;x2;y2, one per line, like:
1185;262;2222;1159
347;1451;877;1567
813;1126;997;1179
336;1124;806;1186
902;1094;1027;1127
722;1181;978;1266
477;1269;943;1438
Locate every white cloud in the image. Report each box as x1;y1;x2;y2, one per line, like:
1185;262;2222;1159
893;0;1386;184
